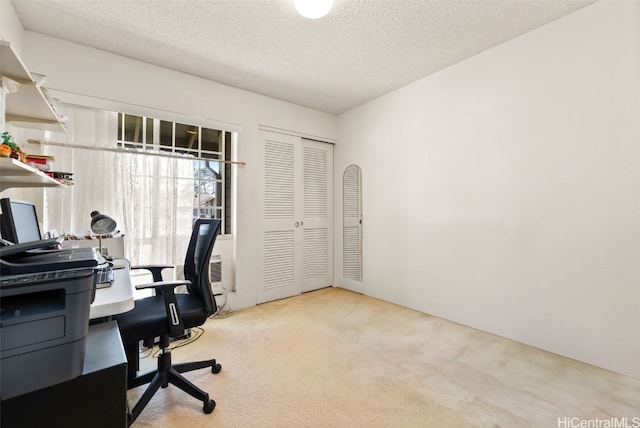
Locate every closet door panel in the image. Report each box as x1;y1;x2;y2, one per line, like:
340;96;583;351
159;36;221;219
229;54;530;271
301;140;333;292
258;132;302;303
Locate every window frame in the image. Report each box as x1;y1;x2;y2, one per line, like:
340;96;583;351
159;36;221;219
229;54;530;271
116;112;233;234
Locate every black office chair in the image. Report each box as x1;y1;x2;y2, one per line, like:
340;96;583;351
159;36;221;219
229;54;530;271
114;219;222;425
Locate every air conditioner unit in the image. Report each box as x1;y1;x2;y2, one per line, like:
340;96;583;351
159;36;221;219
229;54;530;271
209;255;227;314
209;254;222;285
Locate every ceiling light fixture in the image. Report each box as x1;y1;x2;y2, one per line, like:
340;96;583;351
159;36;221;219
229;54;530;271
294;0;333;19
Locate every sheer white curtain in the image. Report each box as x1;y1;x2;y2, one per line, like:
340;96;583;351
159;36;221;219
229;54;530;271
114;152;193;265
43;106;118;240
44;104;192;266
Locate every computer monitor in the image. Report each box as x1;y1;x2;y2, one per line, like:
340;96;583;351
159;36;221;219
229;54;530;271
0;198;43;244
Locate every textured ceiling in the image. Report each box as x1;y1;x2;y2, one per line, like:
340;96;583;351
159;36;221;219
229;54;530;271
11;0;597;114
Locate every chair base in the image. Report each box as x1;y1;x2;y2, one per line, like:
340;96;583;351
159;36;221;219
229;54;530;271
127;349;221;426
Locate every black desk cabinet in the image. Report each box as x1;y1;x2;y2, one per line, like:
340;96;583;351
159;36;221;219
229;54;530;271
1;321;128;428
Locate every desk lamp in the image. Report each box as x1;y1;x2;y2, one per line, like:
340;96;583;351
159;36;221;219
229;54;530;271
90;211;117;256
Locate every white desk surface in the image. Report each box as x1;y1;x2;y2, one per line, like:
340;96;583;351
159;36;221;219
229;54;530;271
90;258;135;319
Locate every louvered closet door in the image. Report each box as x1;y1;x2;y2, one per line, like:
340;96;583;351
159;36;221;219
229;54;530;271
301;139;333;293
343;164;362;283
257;131;333;304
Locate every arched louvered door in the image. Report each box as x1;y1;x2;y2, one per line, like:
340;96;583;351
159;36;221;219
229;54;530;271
258;130;333;304
343;164;362;283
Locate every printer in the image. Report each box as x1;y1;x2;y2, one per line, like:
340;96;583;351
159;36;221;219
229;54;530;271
0;238;107;400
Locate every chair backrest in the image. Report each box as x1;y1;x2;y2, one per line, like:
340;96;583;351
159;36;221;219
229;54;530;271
183;219;222;315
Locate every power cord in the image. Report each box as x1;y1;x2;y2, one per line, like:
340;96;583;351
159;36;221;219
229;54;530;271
211;286;233;318
138;326;205;360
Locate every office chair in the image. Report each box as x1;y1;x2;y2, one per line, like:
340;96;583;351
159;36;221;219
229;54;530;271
114;219;222;425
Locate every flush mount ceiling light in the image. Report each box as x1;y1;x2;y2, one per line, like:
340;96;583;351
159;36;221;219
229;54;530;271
294;0;333;19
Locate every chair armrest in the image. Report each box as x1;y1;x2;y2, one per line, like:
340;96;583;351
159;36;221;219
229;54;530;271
135;280;192;337
132;264;174;282
135;280;191;291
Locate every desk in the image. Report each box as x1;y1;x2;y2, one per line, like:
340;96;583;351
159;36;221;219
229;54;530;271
90;258;135;319
1;322;128;428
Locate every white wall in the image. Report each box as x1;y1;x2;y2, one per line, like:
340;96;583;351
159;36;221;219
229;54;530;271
335;0;640;379
1;4;337;311
0;0;24;52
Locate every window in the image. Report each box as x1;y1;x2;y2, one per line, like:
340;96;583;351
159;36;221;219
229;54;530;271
117;113;233;234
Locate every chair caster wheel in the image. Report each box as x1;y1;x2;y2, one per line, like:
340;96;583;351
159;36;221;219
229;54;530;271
212;363;222;374
204;399;216;414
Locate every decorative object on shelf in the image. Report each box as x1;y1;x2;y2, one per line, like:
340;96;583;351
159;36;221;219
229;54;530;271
0;142;10;157
2;131;13;157
1;131;25;161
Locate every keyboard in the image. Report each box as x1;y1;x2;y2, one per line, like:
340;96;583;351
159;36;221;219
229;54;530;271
95;266;114;289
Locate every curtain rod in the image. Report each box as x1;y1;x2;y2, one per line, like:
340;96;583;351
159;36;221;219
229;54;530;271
27;139;247;166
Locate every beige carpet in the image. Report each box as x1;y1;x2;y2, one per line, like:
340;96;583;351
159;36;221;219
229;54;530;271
128;287;640;427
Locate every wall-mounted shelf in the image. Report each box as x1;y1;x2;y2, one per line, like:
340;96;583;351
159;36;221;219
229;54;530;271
1;41;66;132
0;157;65;191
